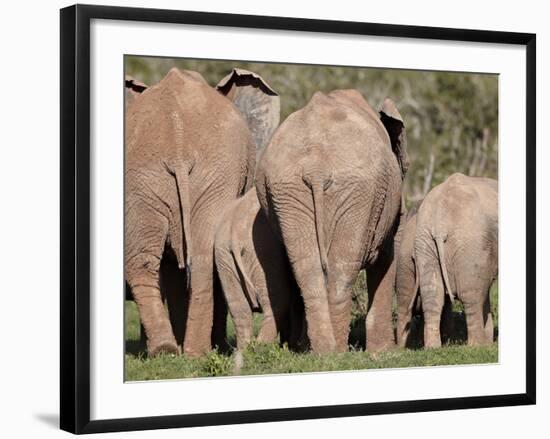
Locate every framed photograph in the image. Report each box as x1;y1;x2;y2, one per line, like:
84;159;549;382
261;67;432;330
60;4;536;434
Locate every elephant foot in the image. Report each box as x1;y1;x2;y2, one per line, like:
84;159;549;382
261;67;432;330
147;336;179;357
310;335;337;354
336;345;349;353
366;312;396;352
423;330;442;349
396;335;408;349
366;327;396;352
256;327;277;344
366;338;396;352
467;335;492;347
183;344;211;358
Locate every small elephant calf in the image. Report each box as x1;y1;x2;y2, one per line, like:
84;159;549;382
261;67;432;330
214;188;306;351
395;207;453;348
409;173;498;348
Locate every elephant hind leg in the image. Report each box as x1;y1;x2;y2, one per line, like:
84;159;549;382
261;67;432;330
215;246;253;351
420;270;445;349
256;311;278;344
461;290;492;347
328;261;361;352
130;282;179;357
292;255;336;353
396;296;415;348
228;291;254;351
366;251;397;352
256;286;279;344
183;252;216;357
126;207;177;357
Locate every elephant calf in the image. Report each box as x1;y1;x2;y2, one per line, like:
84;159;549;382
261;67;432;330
413;173;498;348
395;206;452;348
214;188;306;351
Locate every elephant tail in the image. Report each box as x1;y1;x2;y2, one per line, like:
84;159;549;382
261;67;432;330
230;242;259;310
433;235;454;300
166;161;193;290
308;177;329;281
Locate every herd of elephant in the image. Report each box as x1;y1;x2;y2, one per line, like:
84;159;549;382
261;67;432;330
124;67;498;360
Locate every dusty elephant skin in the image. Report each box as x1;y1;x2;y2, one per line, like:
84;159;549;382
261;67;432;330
414;173;498;348
214;188;306;352
395;208;453;348
256;90;409;353
125;68;279;357
395;209;420;347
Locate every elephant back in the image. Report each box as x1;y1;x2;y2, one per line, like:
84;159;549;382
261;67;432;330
125;67;254;171
257;89;401;189
417;173;498;261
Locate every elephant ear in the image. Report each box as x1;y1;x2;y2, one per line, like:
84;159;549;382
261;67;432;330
216;68;280;152
380;98;409;178
125;75;147;93
125;75;147;109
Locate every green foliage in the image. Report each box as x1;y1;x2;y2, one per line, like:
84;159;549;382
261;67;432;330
126;56;498;206
202;350;234;376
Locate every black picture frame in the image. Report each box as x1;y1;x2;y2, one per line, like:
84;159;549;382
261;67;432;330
60;4;536;434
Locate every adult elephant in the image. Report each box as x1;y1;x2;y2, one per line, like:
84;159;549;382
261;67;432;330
255;90;409;353
125;67;279;357
414;173;498;348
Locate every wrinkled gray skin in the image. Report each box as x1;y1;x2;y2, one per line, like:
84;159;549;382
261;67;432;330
395;209;420;347
414;173;498;348
395;207;453;348
125;68;279;357
256;90;409;353
216;68;281;153
214;188;306;352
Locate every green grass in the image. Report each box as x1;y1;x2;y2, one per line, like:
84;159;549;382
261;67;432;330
125;281;499;381
125;342;498;381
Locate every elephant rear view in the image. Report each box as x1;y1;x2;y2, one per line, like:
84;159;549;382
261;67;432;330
125;68;279;357
414;173;498;348
214;188;305;352
256;90;409;353
395;206;453;348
